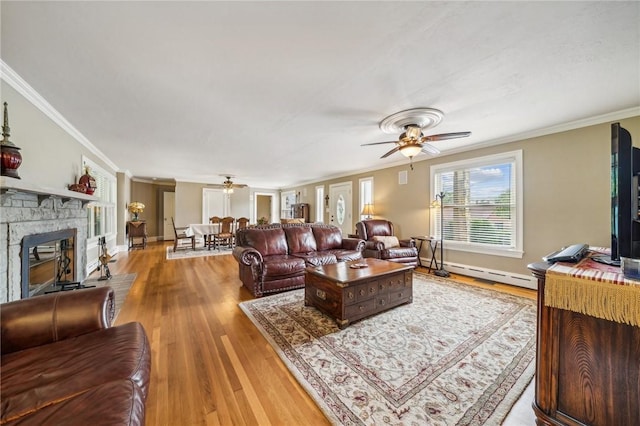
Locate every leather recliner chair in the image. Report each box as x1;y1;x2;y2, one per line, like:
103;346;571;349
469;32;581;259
355;219;418;267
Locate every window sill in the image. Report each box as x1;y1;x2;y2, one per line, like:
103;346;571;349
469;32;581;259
446;242;524;259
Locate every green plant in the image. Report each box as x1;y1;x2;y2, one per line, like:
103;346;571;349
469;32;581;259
257;217;269;225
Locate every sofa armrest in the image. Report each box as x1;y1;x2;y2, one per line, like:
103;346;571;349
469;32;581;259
342;237;365;252
364;240;384;251
232;246;263;266
1;286;114;355
399;239;416;248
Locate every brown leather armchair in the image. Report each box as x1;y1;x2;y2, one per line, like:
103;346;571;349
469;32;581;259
355;219;418;267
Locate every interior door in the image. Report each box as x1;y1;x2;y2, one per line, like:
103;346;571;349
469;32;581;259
163;192;175;241
329;182;353;236
202;188;227;222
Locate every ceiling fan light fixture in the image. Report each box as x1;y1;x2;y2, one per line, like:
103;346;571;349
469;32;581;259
399;144;422;158
405;125;422;139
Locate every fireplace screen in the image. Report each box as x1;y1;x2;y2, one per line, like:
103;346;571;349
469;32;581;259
22;229;77;298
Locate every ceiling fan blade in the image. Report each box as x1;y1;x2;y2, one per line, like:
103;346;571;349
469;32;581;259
361;140;398;146
233;184;248;188
423;131;471;141
420;143;440;155
380;146;400;158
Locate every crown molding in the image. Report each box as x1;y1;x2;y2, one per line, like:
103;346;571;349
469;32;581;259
286;107;640;189
0;60;120;173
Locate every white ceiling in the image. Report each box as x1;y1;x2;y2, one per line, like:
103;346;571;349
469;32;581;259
1;1;639;188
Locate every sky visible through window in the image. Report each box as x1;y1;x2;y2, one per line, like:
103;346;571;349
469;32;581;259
441;163;512;202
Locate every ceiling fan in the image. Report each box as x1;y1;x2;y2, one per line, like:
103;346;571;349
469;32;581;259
208;175;248;194
362;108;471;169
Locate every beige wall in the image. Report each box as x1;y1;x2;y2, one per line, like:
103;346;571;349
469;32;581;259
130;180;175;239
284;116;640;277
1;83;117;190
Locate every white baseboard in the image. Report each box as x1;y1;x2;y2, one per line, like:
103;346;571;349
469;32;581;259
420;257;538;290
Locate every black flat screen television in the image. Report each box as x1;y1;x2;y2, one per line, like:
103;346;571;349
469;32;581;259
595;123;640;266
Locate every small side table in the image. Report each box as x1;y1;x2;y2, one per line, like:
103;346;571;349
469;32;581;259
412;236;439;272
127;221;147;250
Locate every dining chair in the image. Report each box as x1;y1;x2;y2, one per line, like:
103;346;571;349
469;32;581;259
213;216;234;250
207;216;222;249
171;217;196;252
234;217;250;246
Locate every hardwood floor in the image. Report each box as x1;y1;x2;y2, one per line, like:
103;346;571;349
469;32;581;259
107;241;536;425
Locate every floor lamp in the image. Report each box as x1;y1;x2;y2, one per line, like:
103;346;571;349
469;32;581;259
433;191;450;277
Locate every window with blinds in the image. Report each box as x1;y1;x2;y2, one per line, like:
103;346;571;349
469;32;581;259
431;150;523;258
83;156;116;240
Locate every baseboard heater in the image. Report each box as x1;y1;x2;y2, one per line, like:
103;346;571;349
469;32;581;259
420;258;538;290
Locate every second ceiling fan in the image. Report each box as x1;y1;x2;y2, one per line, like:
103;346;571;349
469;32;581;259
209;175;248;194
362;108;471;168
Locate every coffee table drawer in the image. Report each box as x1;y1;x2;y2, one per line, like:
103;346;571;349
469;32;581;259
345;298;377;320
388;287;412;305
354;280;379;303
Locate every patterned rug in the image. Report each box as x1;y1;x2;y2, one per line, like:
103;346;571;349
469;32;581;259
239;273;536;425
165;244;233;260
84;273;136;322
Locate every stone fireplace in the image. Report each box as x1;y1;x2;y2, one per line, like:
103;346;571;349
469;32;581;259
1;177;95;303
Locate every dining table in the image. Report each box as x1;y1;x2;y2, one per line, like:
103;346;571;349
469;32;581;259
188;223;220;250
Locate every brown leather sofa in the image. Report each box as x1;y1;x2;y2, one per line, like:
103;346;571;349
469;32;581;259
1;287;151;425
355;219;419;267
233;223;365;297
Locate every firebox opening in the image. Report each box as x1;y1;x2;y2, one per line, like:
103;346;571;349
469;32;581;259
21;228;77;298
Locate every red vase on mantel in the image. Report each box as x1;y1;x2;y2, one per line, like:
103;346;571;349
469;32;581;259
1;102;22;179
79;166;97;195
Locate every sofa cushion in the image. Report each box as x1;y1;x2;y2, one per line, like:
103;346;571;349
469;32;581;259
292;252;337;266
284;226;317;254
1;379;146;426
1;322;150;422
243;227;288;256
312;226;343;251
373;235;400;248
325;249;363;262
262;255;306;278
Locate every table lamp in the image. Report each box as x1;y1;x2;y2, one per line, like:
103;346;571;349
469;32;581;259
361;203;374;219
128;201;145;221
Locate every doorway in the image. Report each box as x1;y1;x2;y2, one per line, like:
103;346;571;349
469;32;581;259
163;192;175;241
255;194;273;224
329;182;353;236
202;188;229;223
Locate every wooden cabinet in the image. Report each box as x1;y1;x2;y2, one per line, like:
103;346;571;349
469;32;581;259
291;203;310;223
127;221;147;250
528;262;640;426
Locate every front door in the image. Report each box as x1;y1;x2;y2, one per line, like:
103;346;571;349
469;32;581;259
329;182;353;236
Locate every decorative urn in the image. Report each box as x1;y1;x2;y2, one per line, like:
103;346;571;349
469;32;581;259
79;166;97;195
1;102;22;179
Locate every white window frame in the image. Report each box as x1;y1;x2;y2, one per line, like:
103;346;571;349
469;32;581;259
430;150;523;258
359;176;374;221
315;185;324;223
83;156;116;242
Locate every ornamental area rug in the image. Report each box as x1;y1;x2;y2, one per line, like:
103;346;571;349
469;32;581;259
239;273;536;426
165;244;233;260
84;272;136;322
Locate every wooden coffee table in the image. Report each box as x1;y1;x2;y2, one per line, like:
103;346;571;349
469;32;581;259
305;258;413;328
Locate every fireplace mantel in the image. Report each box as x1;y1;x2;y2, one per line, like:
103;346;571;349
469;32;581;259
1;178;93;302
1;177;97;205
